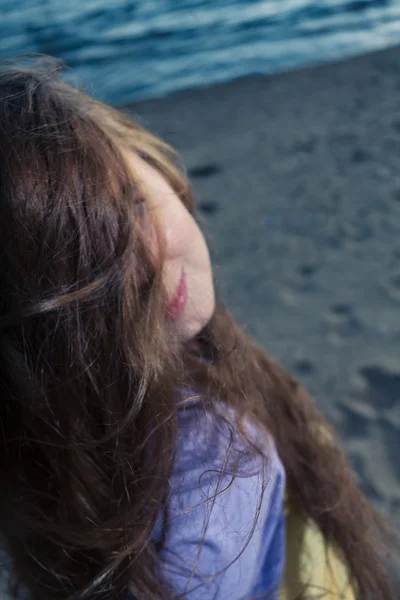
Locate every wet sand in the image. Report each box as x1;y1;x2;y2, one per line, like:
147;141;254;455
125;44;400;549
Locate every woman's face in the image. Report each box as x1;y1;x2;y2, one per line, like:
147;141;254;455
128;152;215;342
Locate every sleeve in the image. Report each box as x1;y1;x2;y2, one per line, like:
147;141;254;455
158;404;286;600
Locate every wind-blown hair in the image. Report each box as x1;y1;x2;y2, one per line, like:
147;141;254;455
0;57;397;600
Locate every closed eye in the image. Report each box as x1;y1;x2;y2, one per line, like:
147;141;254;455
134;197;146;216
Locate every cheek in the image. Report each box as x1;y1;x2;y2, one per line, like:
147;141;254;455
164;207;196;261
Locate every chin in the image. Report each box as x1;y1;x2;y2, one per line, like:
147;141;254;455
178;309;214;342
177;321;205;343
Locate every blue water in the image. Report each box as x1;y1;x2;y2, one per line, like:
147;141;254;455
1;0;400;105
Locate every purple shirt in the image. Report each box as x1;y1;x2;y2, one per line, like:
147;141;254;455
156;398;286;599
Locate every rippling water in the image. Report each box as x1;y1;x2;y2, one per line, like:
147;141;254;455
1;0;400;104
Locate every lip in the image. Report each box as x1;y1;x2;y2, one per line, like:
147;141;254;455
165;269;187;320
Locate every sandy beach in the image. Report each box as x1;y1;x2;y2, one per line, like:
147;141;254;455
125;44;400;552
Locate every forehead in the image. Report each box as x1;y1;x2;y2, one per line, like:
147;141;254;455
123;150;181;258
126;151;177;208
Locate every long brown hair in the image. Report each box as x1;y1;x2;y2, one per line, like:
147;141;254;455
0;57;397;600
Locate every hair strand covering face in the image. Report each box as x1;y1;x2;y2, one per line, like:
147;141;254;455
0;56;398;600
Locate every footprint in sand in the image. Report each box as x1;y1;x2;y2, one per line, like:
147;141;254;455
279;263;321;303
338;362;400;508
292;357;315;377
393;187;400;204
325;302;363;342
356;364;400;411
384;271;400;303
331;303;352;316
198;201;220;215
188;163;220;179
351;147;372;164
298;264;319;278
296;266;320;292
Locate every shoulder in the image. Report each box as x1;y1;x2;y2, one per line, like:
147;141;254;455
157;391;286;598
173;389;284;487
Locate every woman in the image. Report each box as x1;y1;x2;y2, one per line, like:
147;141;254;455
0;58;397;600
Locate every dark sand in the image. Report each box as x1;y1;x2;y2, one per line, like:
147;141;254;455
125;45;400;543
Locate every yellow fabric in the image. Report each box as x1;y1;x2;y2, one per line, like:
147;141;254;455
280;494;357;600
